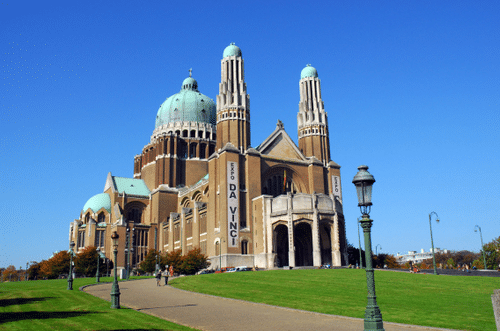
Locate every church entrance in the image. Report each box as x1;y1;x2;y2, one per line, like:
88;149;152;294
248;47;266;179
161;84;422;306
320;223;332;265
273;224;289;267
294;222;313;266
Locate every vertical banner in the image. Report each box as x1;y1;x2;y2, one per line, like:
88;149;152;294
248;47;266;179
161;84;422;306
227;161;239;247
332;175;341;198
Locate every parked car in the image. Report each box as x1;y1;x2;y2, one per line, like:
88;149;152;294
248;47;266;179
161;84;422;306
234;266;252;272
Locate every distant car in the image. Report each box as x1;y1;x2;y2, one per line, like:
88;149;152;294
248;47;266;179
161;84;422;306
226;267;237;272
320;264;331;269
198;269;214;275
234;266;252;272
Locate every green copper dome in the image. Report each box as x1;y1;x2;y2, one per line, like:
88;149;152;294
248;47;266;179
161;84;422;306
223;43;242;58
82;193;111;213
155;73;216;128
301;64;318;79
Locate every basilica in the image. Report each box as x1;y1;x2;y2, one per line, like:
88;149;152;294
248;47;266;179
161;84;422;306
69;43;348;272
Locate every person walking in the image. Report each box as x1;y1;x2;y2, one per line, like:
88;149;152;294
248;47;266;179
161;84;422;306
155;269;161;286
163;266;169;286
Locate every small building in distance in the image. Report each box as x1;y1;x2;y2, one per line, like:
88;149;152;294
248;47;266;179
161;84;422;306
396;248;448;265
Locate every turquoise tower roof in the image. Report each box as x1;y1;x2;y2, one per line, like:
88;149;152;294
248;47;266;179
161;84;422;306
155;71;216;128
301;64;318;79
82;193;111;213
223;43;242;58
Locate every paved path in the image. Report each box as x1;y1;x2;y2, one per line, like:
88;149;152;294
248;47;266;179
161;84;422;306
84;278;458;331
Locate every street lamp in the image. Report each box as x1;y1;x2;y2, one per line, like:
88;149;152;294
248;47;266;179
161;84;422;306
96;248;101;283
428;211;440;275
67;241;75;290
357;217;364;269
126;228;130;280
352;165;384;331
110;231;120;309
376;244;382;256
474;225;488;270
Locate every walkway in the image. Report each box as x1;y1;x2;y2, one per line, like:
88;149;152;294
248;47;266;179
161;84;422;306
84;278;458;331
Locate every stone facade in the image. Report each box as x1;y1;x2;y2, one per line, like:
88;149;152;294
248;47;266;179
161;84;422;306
69;44;348;273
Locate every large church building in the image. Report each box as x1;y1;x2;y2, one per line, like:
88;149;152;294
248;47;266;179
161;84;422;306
70;43;348;272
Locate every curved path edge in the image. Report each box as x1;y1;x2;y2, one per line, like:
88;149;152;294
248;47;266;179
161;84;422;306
83;278;459;331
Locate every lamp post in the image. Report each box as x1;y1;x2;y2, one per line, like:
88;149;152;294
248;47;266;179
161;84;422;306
67;241;75;290
376;244;382;256
357;217;364;268
130;227;135;277
125;228;130;280
110;231;120;309
96;248;101;283
474;225;488;270
353;165;384;331
428;211;440;275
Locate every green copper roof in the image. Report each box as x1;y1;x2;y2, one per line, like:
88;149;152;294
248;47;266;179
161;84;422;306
155;74;216;128
113;177;150;196
223;43;242;58
301;64;318;79
82;193;111;213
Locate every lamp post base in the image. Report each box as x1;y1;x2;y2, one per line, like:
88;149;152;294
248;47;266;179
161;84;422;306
110;282;120;309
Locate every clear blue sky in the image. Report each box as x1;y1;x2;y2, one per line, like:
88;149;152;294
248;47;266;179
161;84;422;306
1;0;499;268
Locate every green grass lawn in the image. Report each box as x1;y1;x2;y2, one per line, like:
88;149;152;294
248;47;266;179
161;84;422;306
0;277;197;330
170;269;498;331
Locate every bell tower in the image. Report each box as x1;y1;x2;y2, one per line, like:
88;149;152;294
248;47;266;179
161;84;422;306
297;64;330;165
216;43;251;152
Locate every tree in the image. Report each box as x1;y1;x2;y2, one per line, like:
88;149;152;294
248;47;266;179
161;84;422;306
346;241;365;267
27;261;41;280
179;248;210;275
138;249;162;274
1;265;17;282
39;251;71;279
481;236;500;270
165;249;183;274
74;246;105;277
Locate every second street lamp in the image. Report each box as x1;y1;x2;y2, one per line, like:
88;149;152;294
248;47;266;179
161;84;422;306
428;212;440;275
352;165;384;331
474;225;488;270
110;231;120;309
357;216;364;269
67;241;75;290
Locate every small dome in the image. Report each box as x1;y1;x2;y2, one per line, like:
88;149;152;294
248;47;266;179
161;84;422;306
223;43;242;58
301;64;318;79
182;77;198;90
155;75;216;128
82;193;111;214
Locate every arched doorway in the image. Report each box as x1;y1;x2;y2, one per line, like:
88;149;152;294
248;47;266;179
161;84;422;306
320;223;332;265
273;224;288;267
294;222;313;266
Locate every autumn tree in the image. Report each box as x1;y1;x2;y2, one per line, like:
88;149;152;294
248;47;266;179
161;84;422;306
481;236;500;270
74;246;105;277
138;249;163;274
1;265;17;282
179;248;210;275
164;249;183;274
39;251;71;279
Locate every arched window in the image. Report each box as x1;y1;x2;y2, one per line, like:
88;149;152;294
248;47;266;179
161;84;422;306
127;208;142;223
97;212;105;224
241;240;248;255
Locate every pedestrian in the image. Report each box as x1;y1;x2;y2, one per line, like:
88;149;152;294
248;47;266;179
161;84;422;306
156;269;161;286
163;265;169;285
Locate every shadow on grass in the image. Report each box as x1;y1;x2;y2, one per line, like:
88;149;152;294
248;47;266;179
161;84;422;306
0;297;55;307
0;311;97;323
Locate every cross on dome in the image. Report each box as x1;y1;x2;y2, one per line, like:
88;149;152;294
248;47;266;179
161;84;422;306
189;68;192;77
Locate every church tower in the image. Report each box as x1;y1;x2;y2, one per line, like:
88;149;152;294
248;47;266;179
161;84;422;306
216;43;251;152
297;64;330;165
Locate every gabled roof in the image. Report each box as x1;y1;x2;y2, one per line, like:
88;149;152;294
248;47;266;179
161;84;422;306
256;120;306;161
104;172;150;197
